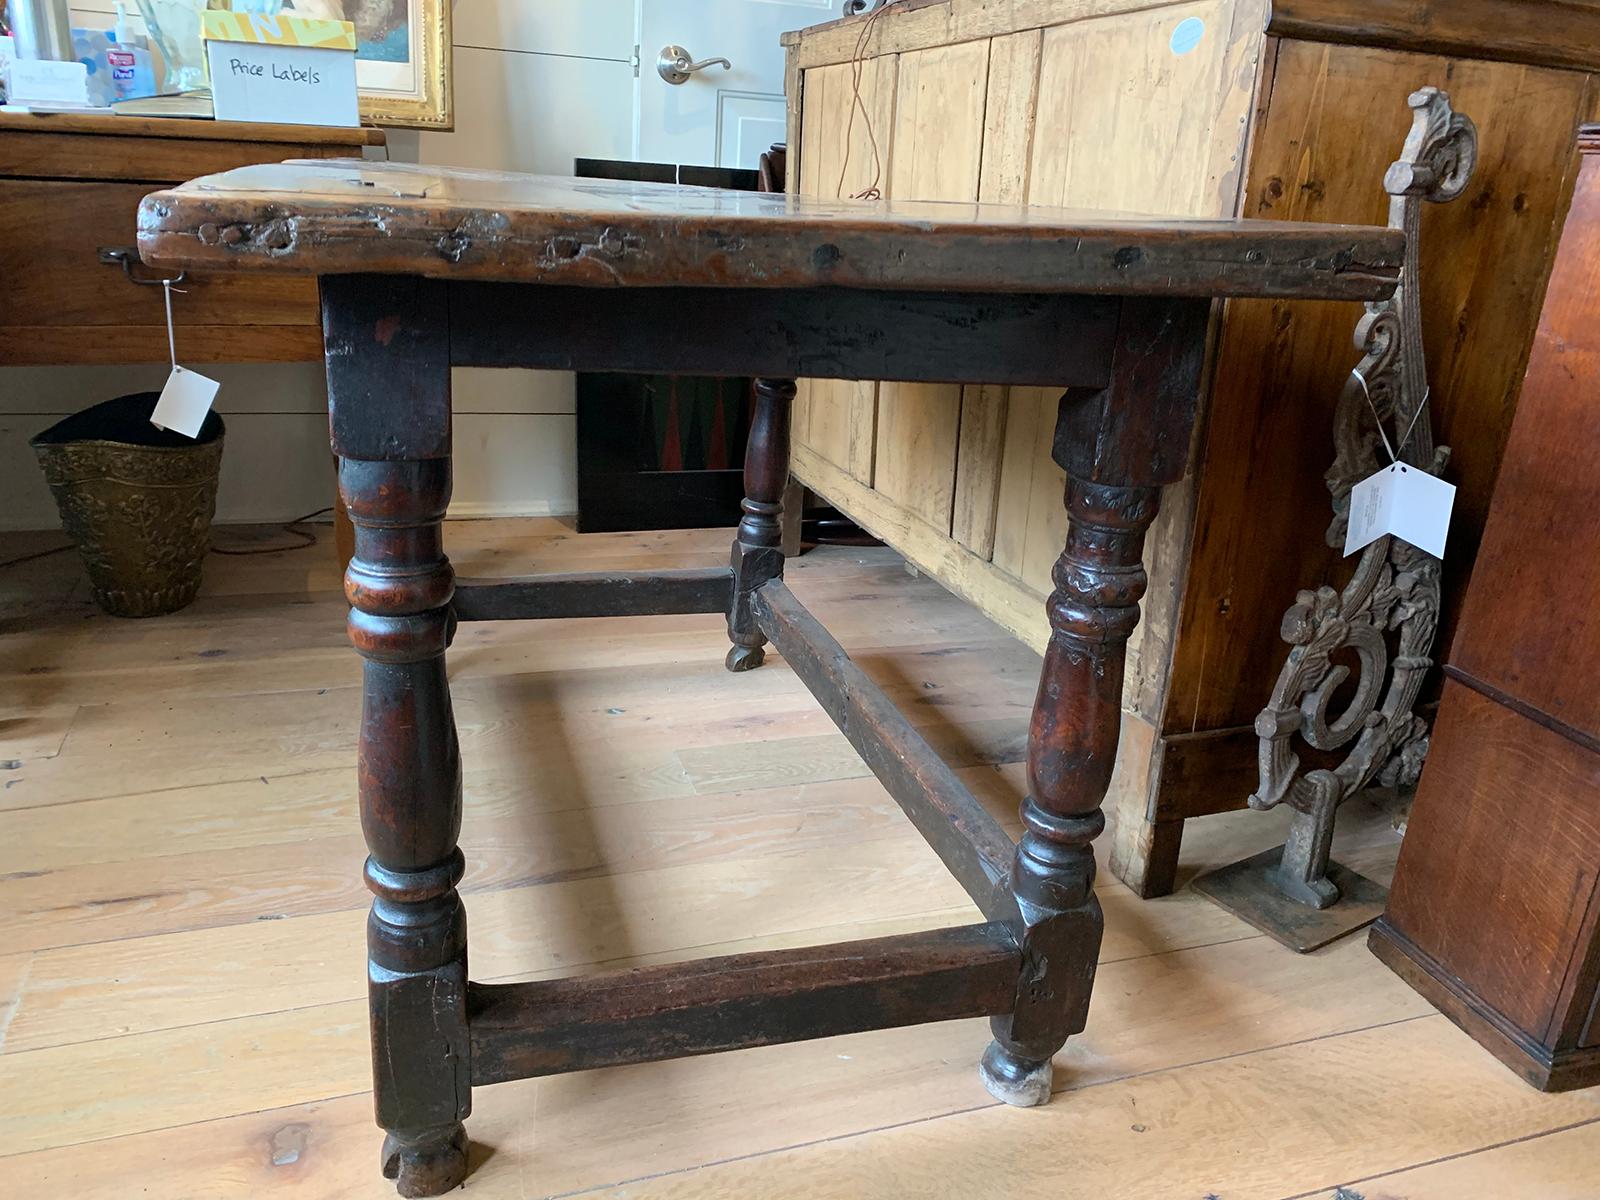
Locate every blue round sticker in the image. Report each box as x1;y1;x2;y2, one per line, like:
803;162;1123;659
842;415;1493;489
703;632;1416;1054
1170;16;1205;56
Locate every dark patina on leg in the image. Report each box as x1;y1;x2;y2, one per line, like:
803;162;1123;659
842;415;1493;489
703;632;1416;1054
726;377;794;671
983;297;1209;1105
981;478;1160;1103
326;275;468;1196
345;458;471;1196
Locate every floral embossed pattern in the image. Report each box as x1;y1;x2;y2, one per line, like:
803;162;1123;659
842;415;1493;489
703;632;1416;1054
34;435;224;618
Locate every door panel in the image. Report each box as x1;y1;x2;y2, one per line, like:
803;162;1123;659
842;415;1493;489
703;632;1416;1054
637;0;834;167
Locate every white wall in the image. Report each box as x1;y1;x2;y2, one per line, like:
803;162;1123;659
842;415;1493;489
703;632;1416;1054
2;2;637;531
1;363;336;530
386;1;639;519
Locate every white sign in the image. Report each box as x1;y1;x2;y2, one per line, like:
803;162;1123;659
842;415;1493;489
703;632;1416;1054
1344;463;1456;559
3;57;91;107
204;13;358;128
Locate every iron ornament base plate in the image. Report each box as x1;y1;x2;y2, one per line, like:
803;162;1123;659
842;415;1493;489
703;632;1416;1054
1191;846;1389;953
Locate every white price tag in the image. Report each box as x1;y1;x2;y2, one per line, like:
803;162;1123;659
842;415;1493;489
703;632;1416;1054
1344;463;1456;559
150;365;221;438
149;279;220;438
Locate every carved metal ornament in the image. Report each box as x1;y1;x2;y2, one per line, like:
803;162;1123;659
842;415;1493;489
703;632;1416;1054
1248;88;1477;909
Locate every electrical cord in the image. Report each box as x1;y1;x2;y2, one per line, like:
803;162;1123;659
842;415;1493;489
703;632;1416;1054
0;543;74;571
208;506;335;556
0;506;337;569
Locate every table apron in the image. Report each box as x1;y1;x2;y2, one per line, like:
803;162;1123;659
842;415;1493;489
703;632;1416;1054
442;280;1123;387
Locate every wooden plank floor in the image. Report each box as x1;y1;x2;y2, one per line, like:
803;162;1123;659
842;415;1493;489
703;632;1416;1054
1;518;1595;1199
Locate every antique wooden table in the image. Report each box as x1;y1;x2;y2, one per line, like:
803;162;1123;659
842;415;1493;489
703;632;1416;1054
138;161;1402;1197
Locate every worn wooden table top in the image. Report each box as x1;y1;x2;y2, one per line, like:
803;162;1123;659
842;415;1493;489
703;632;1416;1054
138;159;1403;299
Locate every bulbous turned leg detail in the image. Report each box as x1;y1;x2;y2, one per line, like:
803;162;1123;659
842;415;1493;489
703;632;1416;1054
726;378;794;671
982;478;1162;1108
343;457;472;1197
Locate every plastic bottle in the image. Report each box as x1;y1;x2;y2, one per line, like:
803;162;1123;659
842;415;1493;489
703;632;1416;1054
106;3;156;102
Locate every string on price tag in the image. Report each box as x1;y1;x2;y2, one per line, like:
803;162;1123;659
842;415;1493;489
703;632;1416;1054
1342;368;1456;559
149;278;221;438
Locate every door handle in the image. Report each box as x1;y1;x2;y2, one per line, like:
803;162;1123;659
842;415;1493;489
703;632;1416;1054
657;45;732;85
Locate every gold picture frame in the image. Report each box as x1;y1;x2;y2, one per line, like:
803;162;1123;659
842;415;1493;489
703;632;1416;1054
291;0;452;129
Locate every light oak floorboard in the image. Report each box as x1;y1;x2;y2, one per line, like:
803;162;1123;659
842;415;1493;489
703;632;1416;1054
1308;1117;1600;1200
0;935;1443;1188
4;840;1253;1055
0;521;1585;1197
588;1019;1600;1200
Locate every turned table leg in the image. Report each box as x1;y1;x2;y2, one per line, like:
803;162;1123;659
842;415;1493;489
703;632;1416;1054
726;377;795;671
980;477;1161;1103
344;458;470;1196
982;298;1209;1105
324;275;468;1197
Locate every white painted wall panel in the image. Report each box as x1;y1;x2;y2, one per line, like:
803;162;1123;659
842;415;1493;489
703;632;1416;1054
403;46;634;173
718;92;787;171
0;363;330;531
451;413;577;518
454;0;638;61
389;44;632;522
452;367;575;416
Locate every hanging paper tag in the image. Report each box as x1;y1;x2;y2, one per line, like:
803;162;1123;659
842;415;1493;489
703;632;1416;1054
148;278;221;438
1344;463;1456;558
150;365;221;437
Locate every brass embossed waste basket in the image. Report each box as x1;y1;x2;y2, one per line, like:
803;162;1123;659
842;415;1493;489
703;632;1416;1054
31;393;225;618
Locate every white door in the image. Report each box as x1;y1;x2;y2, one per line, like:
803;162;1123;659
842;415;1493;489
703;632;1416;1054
635;0;843;169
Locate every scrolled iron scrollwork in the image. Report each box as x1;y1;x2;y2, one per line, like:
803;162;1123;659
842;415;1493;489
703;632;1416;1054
1248;87;1477;909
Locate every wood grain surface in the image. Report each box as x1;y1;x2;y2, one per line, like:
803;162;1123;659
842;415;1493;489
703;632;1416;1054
469;922;1019;1085
1266;0;1600;73
137;161;1402;298
1449;143;1600;739
1378;681;1600;1089
1374;141;1600;1092
1165;40;1598;735
788;0;1600;76
0;132;366;184
0;518;1592;1195
0;180;316;328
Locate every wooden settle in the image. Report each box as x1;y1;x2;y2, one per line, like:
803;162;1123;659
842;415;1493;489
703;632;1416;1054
781;0;1600;897
138;160;1397;1195
1370;125;1600;1094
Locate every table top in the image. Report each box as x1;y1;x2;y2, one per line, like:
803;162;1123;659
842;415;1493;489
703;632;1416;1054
138;160;1403;299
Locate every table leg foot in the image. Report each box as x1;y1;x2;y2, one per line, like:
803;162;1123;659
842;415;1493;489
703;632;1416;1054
725;643;766;672
979;1040;1053;1107
381;1124;469;1198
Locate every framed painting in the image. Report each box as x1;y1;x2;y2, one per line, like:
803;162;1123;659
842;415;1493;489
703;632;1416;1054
288;0;452;128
